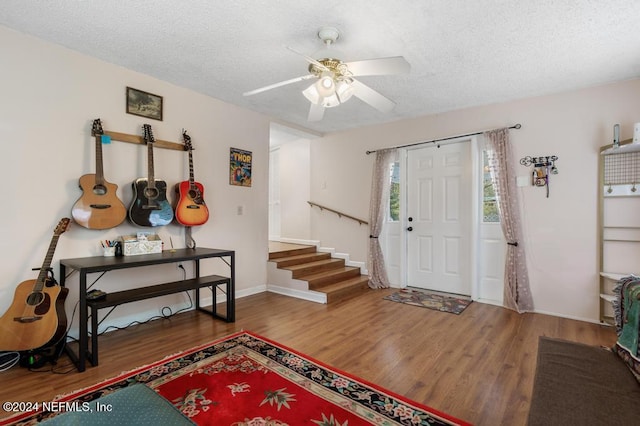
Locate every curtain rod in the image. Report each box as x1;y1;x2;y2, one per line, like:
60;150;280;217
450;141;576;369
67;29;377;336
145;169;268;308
365;123;522;155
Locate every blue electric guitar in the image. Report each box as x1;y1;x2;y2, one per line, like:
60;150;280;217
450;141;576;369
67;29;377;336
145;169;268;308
128;124;174;227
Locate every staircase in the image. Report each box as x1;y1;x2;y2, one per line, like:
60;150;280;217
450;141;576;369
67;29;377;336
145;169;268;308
268;243;369;304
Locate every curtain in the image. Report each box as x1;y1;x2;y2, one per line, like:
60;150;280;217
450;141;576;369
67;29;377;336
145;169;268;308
484;128;534;313
367;148;396;289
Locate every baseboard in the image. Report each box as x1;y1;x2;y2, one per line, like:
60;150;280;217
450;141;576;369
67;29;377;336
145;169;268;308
533;308;601;325
476;298;504;307
474;300;602;325
267;285;327;304
316;247;367;275
275;237;320;247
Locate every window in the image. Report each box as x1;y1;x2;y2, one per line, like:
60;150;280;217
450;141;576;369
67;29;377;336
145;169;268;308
389;161;400;221
483;151;499;223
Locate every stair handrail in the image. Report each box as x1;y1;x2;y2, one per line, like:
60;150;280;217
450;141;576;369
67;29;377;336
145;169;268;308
307;201;368;226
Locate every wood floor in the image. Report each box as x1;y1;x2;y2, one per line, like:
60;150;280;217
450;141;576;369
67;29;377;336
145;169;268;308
0;290;615;425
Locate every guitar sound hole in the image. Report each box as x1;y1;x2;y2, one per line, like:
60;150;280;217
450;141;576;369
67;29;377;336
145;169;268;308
144;187;159;199
26;291;45;306
188;189;200;199
93;184;107;195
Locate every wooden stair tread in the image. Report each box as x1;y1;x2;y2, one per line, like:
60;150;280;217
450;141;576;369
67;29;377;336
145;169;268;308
271;252;331;267
316;275;369;292
284;258;345;275
298;266;359;280
320;276;370;303
306;268;361;289
268;245;317;260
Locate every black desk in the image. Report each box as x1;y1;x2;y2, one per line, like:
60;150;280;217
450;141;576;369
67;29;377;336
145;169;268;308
59;247;235;372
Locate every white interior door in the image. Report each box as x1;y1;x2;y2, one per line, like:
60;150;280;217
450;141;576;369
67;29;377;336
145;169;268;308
406;142;472;295
268;147;281;240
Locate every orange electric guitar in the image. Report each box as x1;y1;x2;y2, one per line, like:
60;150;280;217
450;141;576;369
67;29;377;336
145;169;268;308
0;218;70;351
71;119;127;229
174;130;209;226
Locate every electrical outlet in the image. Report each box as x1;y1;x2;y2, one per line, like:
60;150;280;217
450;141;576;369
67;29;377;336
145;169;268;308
237;205;244;215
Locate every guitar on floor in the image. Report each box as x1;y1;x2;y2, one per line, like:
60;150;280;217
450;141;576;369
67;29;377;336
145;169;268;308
0;218;70;351
72;118;127;229
129;124;174;227
174;130;209;226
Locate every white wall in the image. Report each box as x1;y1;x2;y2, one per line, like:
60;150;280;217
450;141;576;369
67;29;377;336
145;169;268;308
310;78;640;322
278;138;311;240
0;26;270;336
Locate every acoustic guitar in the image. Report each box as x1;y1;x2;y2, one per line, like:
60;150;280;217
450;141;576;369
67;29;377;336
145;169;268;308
0;218;70;351
174;130;209;226
128;124;174;227
71;119;127;229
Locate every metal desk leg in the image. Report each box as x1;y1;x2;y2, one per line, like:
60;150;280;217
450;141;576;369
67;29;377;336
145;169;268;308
229;253;235;322
195;259;201;310
78;272;87;371
90;304;98;366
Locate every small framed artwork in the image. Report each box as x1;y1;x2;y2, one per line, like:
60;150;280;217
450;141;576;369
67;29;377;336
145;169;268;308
230;147;252;187
126;87;163;121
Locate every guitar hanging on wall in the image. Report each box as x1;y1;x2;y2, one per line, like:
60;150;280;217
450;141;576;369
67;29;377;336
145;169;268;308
0;218;70;351
174;130;209;226
71;119;127;229
128;124;174;227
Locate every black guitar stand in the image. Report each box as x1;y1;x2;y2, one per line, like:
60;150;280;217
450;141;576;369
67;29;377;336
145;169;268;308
19;267;66;369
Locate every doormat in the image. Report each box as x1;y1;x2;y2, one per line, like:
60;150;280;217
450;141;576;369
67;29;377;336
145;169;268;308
384;288;472;314
1;331;470;426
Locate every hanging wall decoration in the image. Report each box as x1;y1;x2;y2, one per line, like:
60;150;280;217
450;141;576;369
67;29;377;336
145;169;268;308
126;87;163;121
229;147;252;187
520;155;558;198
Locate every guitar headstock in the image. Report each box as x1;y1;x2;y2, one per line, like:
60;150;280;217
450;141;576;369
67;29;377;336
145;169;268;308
54;218;71;236
182;130;193;151
91;118;104;136
143;124;155;144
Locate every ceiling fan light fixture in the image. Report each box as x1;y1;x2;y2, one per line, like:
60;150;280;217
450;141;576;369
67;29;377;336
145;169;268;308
316;74;336;97
335;80;354;103
302;83;321;104
321;92;340;108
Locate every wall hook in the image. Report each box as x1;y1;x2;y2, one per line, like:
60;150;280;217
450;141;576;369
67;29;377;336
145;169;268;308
519;155;558;198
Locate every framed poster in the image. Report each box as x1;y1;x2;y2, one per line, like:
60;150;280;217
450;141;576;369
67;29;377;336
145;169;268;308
126;87;163;121
230;147;252;187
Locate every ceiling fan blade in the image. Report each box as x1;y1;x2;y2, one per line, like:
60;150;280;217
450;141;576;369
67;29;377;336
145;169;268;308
243;74;315;96
308;102;325;121
350;79;396;113
286;46;330;72
345;56;410;76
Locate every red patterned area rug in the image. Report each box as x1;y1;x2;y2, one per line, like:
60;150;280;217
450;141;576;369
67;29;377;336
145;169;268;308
384;288;472;314
2;331;469;425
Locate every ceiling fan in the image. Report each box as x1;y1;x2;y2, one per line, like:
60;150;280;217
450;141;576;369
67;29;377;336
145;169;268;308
243;26;411;121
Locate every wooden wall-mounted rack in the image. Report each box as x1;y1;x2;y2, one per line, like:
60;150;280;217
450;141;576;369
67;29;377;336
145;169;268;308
99;129;186;151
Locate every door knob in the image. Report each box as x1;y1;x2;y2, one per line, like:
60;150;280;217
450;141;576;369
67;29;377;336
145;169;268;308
408;217;413;222
407;226;413;232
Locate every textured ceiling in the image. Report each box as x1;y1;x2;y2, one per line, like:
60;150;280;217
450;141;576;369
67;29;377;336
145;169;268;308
2;0;640;135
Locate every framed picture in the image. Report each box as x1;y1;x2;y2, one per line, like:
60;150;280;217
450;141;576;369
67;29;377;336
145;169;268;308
126;87;163;121
230;148;252;187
